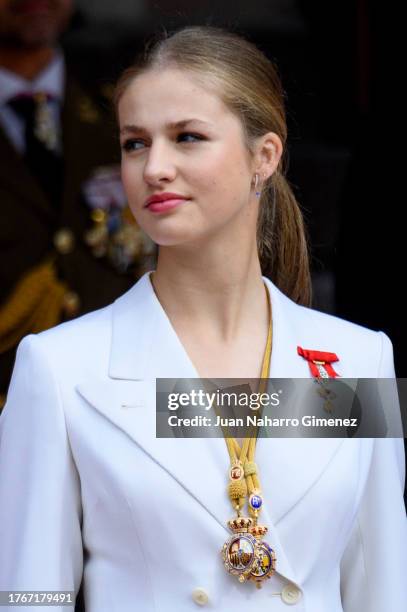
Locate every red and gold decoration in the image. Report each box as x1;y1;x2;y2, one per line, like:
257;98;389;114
297;346;340;378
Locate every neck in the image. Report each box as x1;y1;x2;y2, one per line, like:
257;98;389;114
0;46;55;80
151;237;268;343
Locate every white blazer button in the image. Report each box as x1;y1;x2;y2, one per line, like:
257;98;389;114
192;587;209;606
281;584;302;604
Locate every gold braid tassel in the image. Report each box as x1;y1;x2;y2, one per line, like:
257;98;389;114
0;258;68;354
228;479;248;501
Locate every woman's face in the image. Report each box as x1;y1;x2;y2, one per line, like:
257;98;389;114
118;68;259;247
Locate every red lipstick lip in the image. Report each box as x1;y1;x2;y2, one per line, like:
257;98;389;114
144;192;188;208
146;198;188;214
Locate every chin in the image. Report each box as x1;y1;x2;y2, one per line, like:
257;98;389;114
148;224;206;247
138;217;201;248
150;233;196;248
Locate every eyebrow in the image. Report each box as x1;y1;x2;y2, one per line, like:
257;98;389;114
120;118;212;135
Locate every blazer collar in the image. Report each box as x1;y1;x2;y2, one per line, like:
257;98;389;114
77;271;343;585
109;270;198;380
108;271;310;381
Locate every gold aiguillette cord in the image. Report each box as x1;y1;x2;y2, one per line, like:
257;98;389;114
219;284;277;587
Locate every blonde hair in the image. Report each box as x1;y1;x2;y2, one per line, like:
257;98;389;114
114;25;312;306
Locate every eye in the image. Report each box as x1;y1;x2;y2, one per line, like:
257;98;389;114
121;138;142;152
177;132;204;143
121;132;205;152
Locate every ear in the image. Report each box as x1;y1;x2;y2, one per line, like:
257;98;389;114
253;132;283;180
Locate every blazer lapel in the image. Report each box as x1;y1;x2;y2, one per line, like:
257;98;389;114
77;272;232;532
259;277;345;525
76;271;344;584
77;379;298;584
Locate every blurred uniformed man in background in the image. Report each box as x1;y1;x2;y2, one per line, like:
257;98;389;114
0;0;155;406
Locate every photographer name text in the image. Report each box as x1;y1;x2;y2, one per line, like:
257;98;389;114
168;414;359;428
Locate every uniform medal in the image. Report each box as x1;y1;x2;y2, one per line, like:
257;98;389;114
222;495;277;587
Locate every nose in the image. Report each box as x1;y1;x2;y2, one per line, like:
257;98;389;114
143;140;177;185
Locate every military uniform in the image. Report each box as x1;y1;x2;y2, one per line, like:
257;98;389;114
0;61;154;401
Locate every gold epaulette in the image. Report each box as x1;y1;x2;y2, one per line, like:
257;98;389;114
0;257;68;354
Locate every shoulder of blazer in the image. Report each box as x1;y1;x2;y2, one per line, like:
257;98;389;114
263;277;393;377
32;302;113;377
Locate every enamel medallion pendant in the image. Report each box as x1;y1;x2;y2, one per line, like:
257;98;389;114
221;517;277;588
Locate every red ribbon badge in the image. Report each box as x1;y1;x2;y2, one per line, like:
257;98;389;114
297;346;340;378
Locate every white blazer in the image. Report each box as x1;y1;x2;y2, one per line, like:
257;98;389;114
0;271;406;612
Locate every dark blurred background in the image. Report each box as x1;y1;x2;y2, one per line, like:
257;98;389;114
62;0;404;373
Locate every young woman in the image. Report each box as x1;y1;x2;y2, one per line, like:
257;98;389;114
0;25;405;612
